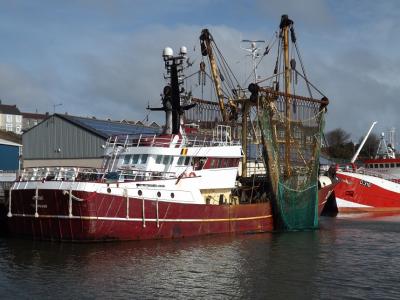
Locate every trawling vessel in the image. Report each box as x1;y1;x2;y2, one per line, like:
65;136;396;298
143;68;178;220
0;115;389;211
333;122;400;213
5;16;334;240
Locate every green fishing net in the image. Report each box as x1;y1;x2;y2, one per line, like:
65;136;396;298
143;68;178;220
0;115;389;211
258;96;325;230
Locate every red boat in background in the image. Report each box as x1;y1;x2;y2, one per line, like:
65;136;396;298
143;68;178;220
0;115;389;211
334;122;400;213
335;171;400;212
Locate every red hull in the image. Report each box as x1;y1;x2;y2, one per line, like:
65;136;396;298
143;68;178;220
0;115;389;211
318;184;335;214
7;189;273;241
6;185;334;241
335;172;400;213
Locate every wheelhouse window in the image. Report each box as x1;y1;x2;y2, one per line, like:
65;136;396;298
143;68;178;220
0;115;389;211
390;163;395;168
374;164;379;168
132;154;140;164
184;157;191;165
156;155;163;164
397;163;400;167
224;159;229;168
163;155;171;165
210;159;216;168
140;154;148;164
218;159;224;168
123;155;132;164
177;156;185;165
379;164;384;168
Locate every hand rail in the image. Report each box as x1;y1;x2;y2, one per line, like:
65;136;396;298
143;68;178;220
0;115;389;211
18;167;180;183
107;133;241;148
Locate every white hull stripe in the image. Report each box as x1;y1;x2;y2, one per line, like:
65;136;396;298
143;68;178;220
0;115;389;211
10;213;272;222
335;197;372;208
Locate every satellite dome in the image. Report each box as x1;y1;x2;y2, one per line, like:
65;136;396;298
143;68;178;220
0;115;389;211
179;46;187;56
163;47;173;59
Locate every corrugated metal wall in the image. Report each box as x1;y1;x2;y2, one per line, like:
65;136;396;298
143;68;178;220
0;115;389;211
22;115;106;159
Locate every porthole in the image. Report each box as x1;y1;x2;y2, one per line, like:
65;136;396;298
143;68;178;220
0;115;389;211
170;193;175;199
107;188;111;193
138;190;143;196
157;191;161;197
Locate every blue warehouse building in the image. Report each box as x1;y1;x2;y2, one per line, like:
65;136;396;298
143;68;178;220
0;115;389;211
0;138;21;172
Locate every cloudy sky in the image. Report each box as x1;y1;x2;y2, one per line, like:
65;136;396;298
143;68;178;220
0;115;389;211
0;0;399;144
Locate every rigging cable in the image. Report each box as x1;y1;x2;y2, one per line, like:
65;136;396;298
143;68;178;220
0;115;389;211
212;41;242;90
291;25;313;99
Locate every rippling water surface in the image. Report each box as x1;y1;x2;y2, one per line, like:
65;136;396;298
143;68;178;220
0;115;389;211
1;214;400;299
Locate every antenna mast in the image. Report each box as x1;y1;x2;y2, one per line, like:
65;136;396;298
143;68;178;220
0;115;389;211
148;46;195;135
241;40;265;83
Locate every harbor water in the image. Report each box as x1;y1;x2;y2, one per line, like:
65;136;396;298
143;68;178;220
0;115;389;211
0;214;400;299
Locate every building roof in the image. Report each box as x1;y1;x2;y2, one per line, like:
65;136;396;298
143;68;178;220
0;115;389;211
0;138;22;147
0;130;22;144
0;104;21;115
56;114;161;139
21;112;48;119
149;121;160;128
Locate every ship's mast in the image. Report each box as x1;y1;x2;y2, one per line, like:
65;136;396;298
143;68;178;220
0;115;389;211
388;127;396;150
148;46;195;135
200;29;228;123
280;15;293;178
200;29;253;176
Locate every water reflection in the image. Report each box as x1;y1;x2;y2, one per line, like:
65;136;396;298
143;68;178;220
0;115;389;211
0;235;273;299
1;216;400;299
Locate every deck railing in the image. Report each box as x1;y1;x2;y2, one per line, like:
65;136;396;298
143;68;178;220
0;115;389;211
107;134;240;148
17;167;179;183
